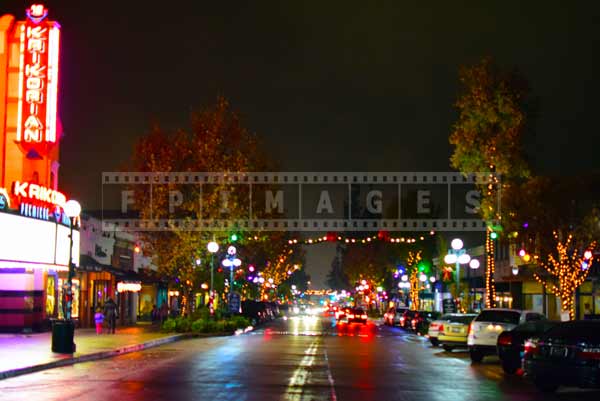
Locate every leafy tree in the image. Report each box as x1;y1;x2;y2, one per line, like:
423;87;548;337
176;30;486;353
130;97;290;312
449;58;534;307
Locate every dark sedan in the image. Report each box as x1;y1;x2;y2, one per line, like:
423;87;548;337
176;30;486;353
497;320;559;374
524;320;600;392
347;308;368;324
400;310;418;330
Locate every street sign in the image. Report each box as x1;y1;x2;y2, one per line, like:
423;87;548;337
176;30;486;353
229;292;241;314
443;298;457;314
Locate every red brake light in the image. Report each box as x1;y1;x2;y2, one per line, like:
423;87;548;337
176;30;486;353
578;348;600;360
348;314;355;319
498;333;512;346
524;340;539;355
468;323;474;335
438;324;444;332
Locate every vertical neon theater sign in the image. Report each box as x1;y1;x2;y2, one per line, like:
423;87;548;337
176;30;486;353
16;4;60;159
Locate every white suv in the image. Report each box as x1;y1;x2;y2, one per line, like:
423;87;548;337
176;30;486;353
467;308;546;362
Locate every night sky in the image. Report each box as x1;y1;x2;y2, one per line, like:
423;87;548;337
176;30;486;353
3;1;600;286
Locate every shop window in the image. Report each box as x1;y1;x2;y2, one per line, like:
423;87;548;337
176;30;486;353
494;293;513;309
580;295;593;319
57;279;80;319
93;280;111;309
46;275;56;316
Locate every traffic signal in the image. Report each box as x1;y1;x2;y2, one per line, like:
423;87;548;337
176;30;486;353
230;233;238;242
490;231;498;240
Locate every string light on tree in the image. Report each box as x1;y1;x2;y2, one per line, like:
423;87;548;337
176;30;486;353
532;232;596;320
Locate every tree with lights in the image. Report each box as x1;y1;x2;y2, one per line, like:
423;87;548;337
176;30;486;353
449;57;534;308
407;251;423;310
130;97;292;312
533;232;595;320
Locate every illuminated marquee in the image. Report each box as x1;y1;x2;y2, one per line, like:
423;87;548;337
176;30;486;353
12;181;67;208
16;4;60;158
117;282;142;293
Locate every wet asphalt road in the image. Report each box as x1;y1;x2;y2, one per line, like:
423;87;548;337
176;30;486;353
0;315;598;401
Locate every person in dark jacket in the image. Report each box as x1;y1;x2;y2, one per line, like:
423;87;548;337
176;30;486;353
104;298;118;334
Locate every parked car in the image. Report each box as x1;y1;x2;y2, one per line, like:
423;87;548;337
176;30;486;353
347;307;368;324
524;320;600;392
497;320;560;374
437;313;478;351
467;308;546;362
400;310;418;330
427;314;456;346
411;311;441;335
384;307;408;326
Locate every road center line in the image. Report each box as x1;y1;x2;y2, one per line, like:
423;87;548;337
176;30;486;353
323;345;337;401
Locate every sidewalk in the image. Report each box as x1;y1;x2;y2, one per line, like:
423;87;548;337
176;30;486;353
0;323;185;380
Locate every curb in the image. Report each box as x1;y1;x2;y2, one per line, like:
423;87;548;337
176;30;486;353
0;334;186;381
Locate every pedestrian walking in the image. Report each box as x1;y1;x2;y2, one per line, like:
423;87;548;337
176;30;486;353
151;304;158;324
104;297;118;334
94;307;104;335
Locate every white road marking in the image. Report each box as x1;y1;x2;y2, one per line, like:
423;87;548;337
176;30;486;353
323;347;337;401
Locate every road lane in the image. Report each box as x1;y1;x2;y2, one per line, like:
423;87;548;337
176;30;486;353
0;316;598;401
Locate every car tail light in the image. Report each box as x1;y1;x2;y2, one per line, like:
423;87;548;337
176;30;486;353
578;348;600;360
438;324;444;332
361;314;367;319
348;314;355;319
468;323;474;335
497;332;512;346
524;339;539;356
430;323;438;330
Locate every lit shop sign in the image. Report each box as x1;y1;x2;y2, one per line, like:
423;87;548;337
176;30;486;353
9;182;70;224
117;282;142;293
16;4;60;158
12;181;66;208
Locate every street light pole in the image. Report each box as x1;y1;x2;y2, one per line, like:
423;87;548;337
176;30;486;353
52;199;81;354
64;200;81;320
207;241;219;295
444;238;479;311
222;246;241;308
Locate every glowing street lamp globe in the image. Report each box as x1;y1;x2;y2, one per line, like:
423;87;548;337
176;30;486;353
469;259;480;269
458;253;471;264
451;238;463;250
444;254;457;264
64;199;81;218
227;246;237;256
207;241;219;253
